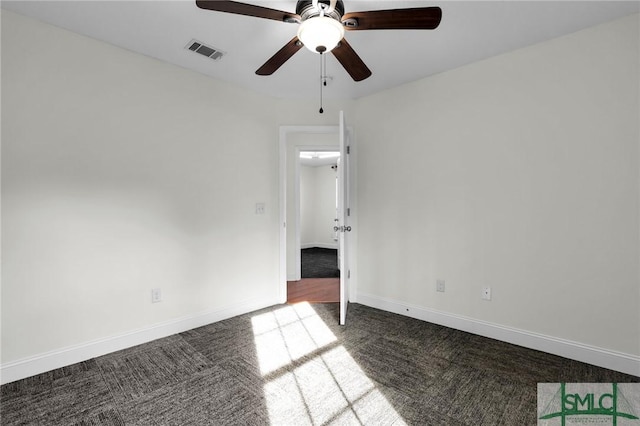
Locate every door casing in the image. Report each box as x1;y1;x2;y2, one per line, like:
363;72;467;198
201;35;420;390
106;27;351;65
278;125;354;305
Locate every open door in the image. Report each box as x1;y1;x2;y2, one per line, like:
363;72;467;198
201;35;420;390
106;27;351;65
338;111;350;325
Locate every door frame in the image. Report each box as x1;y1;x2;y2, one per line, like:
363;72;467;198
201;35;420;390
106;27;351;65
279;125;353;304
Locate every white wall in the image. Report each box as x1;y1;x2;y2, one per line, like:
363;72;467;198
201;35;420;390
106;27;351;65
300;164;338;249
300;165;315;246
1;11;357;381
355;14;640;364
1;10;285;369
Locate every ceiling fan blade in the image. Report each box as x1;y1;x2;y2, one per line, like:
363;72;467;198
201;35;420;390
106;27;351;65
196;1;299;23
342;7;442;31
256;37;303;75
332;38;372;82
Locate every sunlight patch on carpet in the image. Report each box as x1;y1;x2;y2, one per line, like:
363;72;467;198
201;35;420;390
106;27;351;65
251;302;404;425
251;302;337;375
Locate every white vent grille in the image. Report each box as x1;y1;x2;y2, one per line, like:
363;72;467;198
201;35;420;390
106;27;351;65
186;39;225;61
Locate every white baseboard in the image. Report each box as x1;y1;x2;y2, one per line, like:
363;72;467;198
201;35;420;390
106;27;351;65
356;292;640;377
6;293;636;385
301;243;338;250
0;296;280;385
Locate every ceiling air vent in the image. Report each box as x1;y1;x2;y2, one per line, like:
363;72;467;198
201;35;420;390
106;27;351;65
186;39;224;61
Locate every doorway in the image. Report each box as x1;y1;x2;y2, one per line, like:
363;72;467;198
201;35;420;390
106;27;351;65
300;150;340;279
278;128;341;301
279;118;353;324
289;150;340;303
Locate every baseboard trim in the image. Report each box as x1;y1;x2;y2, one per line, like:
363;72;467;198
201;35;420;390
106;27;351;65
301;243;338;250
0;296;280;385
356;292;640;377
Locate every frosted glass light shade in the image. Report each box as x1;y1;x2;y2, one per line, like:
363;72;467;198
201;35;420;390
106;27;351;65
297;16;345;53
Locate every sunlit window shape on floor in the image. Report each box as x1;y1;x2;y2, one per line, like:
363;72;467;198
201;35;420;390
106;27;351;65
251;302;405;425
251;302;338;375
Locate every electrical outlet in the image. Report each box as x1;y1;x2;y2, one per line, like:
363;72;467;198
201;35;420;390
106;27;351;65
436;280;445;292
151;288;162;303
482;286;491;301
255;203;265;214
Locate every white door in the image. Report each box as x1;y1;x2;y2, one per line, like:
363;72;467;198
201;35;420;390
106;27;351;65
338;111;350;325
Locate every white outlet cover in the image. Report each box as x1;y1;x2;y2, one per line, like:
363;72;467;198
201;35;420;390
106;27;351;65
482;287;491;300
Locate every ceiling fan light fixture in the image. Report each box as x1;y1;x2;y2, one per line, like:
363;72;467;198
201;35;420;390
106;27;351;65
297;16;345;53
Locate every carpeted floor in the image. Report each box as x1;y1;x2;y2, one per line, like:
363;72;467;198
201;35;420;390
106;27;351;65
1;303;637;425
302;247;340;278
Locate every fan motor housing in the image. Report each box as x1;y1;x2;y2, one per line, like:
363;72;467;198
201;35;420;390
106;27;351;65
296;0;345;21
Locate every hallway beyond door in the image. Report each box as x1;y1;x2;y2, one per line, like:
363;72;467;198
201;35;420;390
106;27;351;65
287;278;339;303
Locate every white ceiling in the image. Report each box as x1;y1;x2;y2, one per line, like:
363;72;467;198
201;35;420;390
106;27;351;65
3;1;638;100
300;151;340;166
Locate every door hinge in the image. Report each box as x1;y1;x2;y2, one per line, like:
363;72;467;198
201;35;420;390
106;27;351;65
347;146;351;155
348;270;351;279
347;208;351;217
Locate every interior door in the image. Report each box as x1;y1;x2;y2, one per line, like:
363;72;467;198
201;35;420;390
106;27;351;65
338;111;350;325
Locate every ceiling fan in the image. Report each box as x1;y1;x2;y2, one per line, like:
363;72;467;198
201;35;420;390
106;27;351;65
195;0;442;82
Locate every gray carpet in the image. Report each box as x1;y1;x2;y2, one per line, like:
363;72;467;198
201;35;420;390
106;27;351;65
1;303;638;425
302;248;340;279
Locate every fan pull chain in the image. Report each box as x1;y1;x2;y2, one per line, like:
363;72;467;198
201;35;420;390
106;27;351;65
319;52;324;114
323;51;327;86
